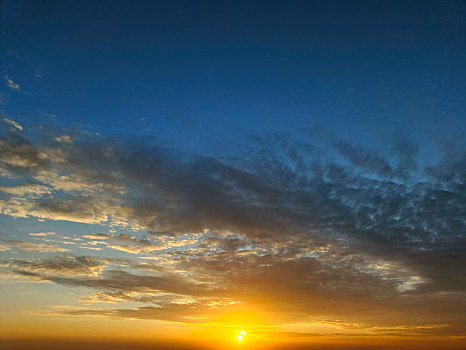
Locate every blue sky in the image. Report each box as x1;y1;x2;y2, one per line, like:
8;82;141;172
0;1;466;348
2;0;465;156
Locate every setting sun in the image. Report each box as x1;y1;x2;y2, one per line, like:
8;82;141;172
235;331;247;342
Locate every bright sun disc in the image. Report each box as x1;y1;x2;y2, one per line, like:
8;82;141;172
235;331;246;342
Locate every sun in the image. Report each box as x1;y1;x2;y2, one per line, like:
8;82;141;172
235;330;247;342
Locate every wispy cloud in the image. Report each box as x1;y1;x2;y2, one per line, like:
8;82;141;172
3;254;107;276
0;184;51;196
82;234;112;240
29;232;56;237
0;240;69;252
3;117;23;130
4;75;20;90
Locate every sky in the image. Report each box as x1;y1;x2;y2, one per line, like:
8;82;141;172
0;1;465;349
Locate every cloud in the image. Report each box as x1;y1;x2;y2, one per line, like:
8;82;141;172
80;290;197;305
0;244;11;252
42;304;209;323
391;135;419;170
82;233;112;240
104;234;200;254
331;139;408;179
3;254;107;276
0;123;465;334
0;240;69;252
37;269;217;297
55;135;73;143
0;184;51;196
3;117;23;130
4;76;20;90
0;132;48;169
29;232;57;237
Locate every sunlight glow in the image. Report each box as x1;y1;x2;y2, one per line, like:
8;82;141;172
235;330;247;342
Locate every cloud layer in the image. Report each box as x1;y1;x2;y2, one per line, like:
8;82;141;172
0;121;465;336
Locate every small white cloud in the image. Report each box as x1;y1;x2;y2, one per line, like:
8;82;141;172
82;234;112;240
29;232;56;237
4;76;20;90
3;117;23;131
55;135;73;143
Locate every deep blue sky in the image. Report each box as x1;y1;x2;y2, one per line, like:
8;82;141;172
1;0;465;160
